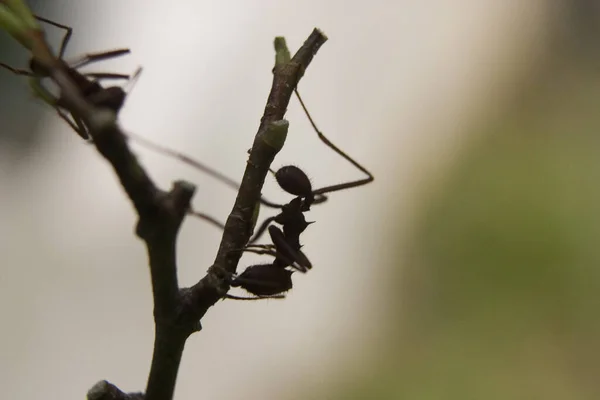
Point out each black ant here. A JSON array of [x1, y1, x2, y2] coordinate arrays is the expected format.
[[151, 89, 373, 300], [0, 15, 139, 140]]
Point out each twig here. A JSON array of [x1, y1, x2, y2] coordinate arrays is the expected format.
[[78, 29, 325, 400], [2, 7, 327, 396], [184, 28, 328, 322], [49, 52, 198, 400]]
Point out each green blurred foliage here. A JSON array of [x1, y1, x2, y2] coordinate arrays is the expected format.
[[0, 0, 62, 153], [333, 54, 600, 400]]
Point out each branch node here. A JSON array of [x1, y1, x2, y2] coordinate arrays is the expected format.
[[87, 380, 142, 400], [169, 180, 196, 218], [274, 36, 291, 66], [258, 119, 289, 152]]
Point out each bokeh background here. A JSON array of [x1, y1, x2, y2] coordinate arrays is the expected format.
[[1, 1, 599, 399]]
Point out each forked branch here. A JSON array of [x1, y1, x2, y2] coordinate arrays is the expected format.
[[0, 4, 326, 397], [49, 28, 326, 400]]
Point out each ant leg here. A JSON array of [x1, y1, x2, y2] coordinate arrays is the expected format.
[[68, 49, 131, 70], [124, 132, 284, 209], [188, 208, 225, 230], [240, 246, 277, 258], [244, 244, 276, 252], [191, 213, 305, 271], [294, 89, 374, 196], [127, 132, 244, 191], [0, 63, 33, 76], [224, 294, 285, 301], [248, 215, 277, 244], [268, 226, 312, 271], [83, 72, 130, 80], [34, 15, 72, 59], [56, 108, 90, 140], [134, 88, 373, 212], [241, 245, 308, 273], [122, 66, 143, 94]]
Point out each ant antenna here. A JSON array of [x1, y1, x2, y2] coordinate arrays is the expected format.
[[83, 66, 142, 114], [33, 15, 130, 69], [126, 132, 245, 192], [122, 66, 143, 94], [187, 208, 225, 230], [224, 293, 285, 301], [0, 63, 33, 76], [68, 49, 131, 70]]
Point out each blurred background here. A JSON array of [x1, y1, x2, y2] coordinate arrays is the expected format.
[[1, 1, 599, 399]]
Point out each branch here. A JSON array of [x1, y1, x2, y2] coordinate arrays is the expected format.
[[50, 64, 197, 400], [184, 28, 327, 320], [10, 13, 325, 397], [76, 29, 326, 400]]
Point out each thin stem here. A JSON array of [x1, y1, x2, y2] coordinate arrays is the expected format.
[[145, 327, 188, 400], [185, 28, 328, 322]]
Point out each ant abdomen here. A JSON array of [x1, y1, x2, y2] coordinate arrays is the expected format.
[[275, 165, 312, 197], [232, 264, 293, 296]]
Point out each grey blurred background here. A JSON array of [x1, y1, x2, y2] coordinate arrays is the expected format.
[[1, 1, 599, 399]]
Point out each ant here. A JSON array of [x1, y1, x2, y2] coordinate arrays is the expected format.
[[226, 193, 314, 300], [131, 89, 373, 300], [0, 15, 139, 140]]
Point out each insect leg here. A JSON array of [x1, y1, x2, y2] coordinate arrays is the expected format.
[[34, 15, 72, 59], [294, 89, 374, 196]]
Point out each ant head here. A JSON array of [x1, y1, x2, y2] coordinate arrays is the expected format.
[[86, 67, 143, 113], [275, 165, 312, 197], [87, 87, 126, 112]]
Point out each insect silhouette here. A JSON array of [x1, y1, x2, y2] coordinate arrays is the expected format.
[[0, 15, 138, 140], [130, 89, 374, 300], [1, 14, 372, 299]]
